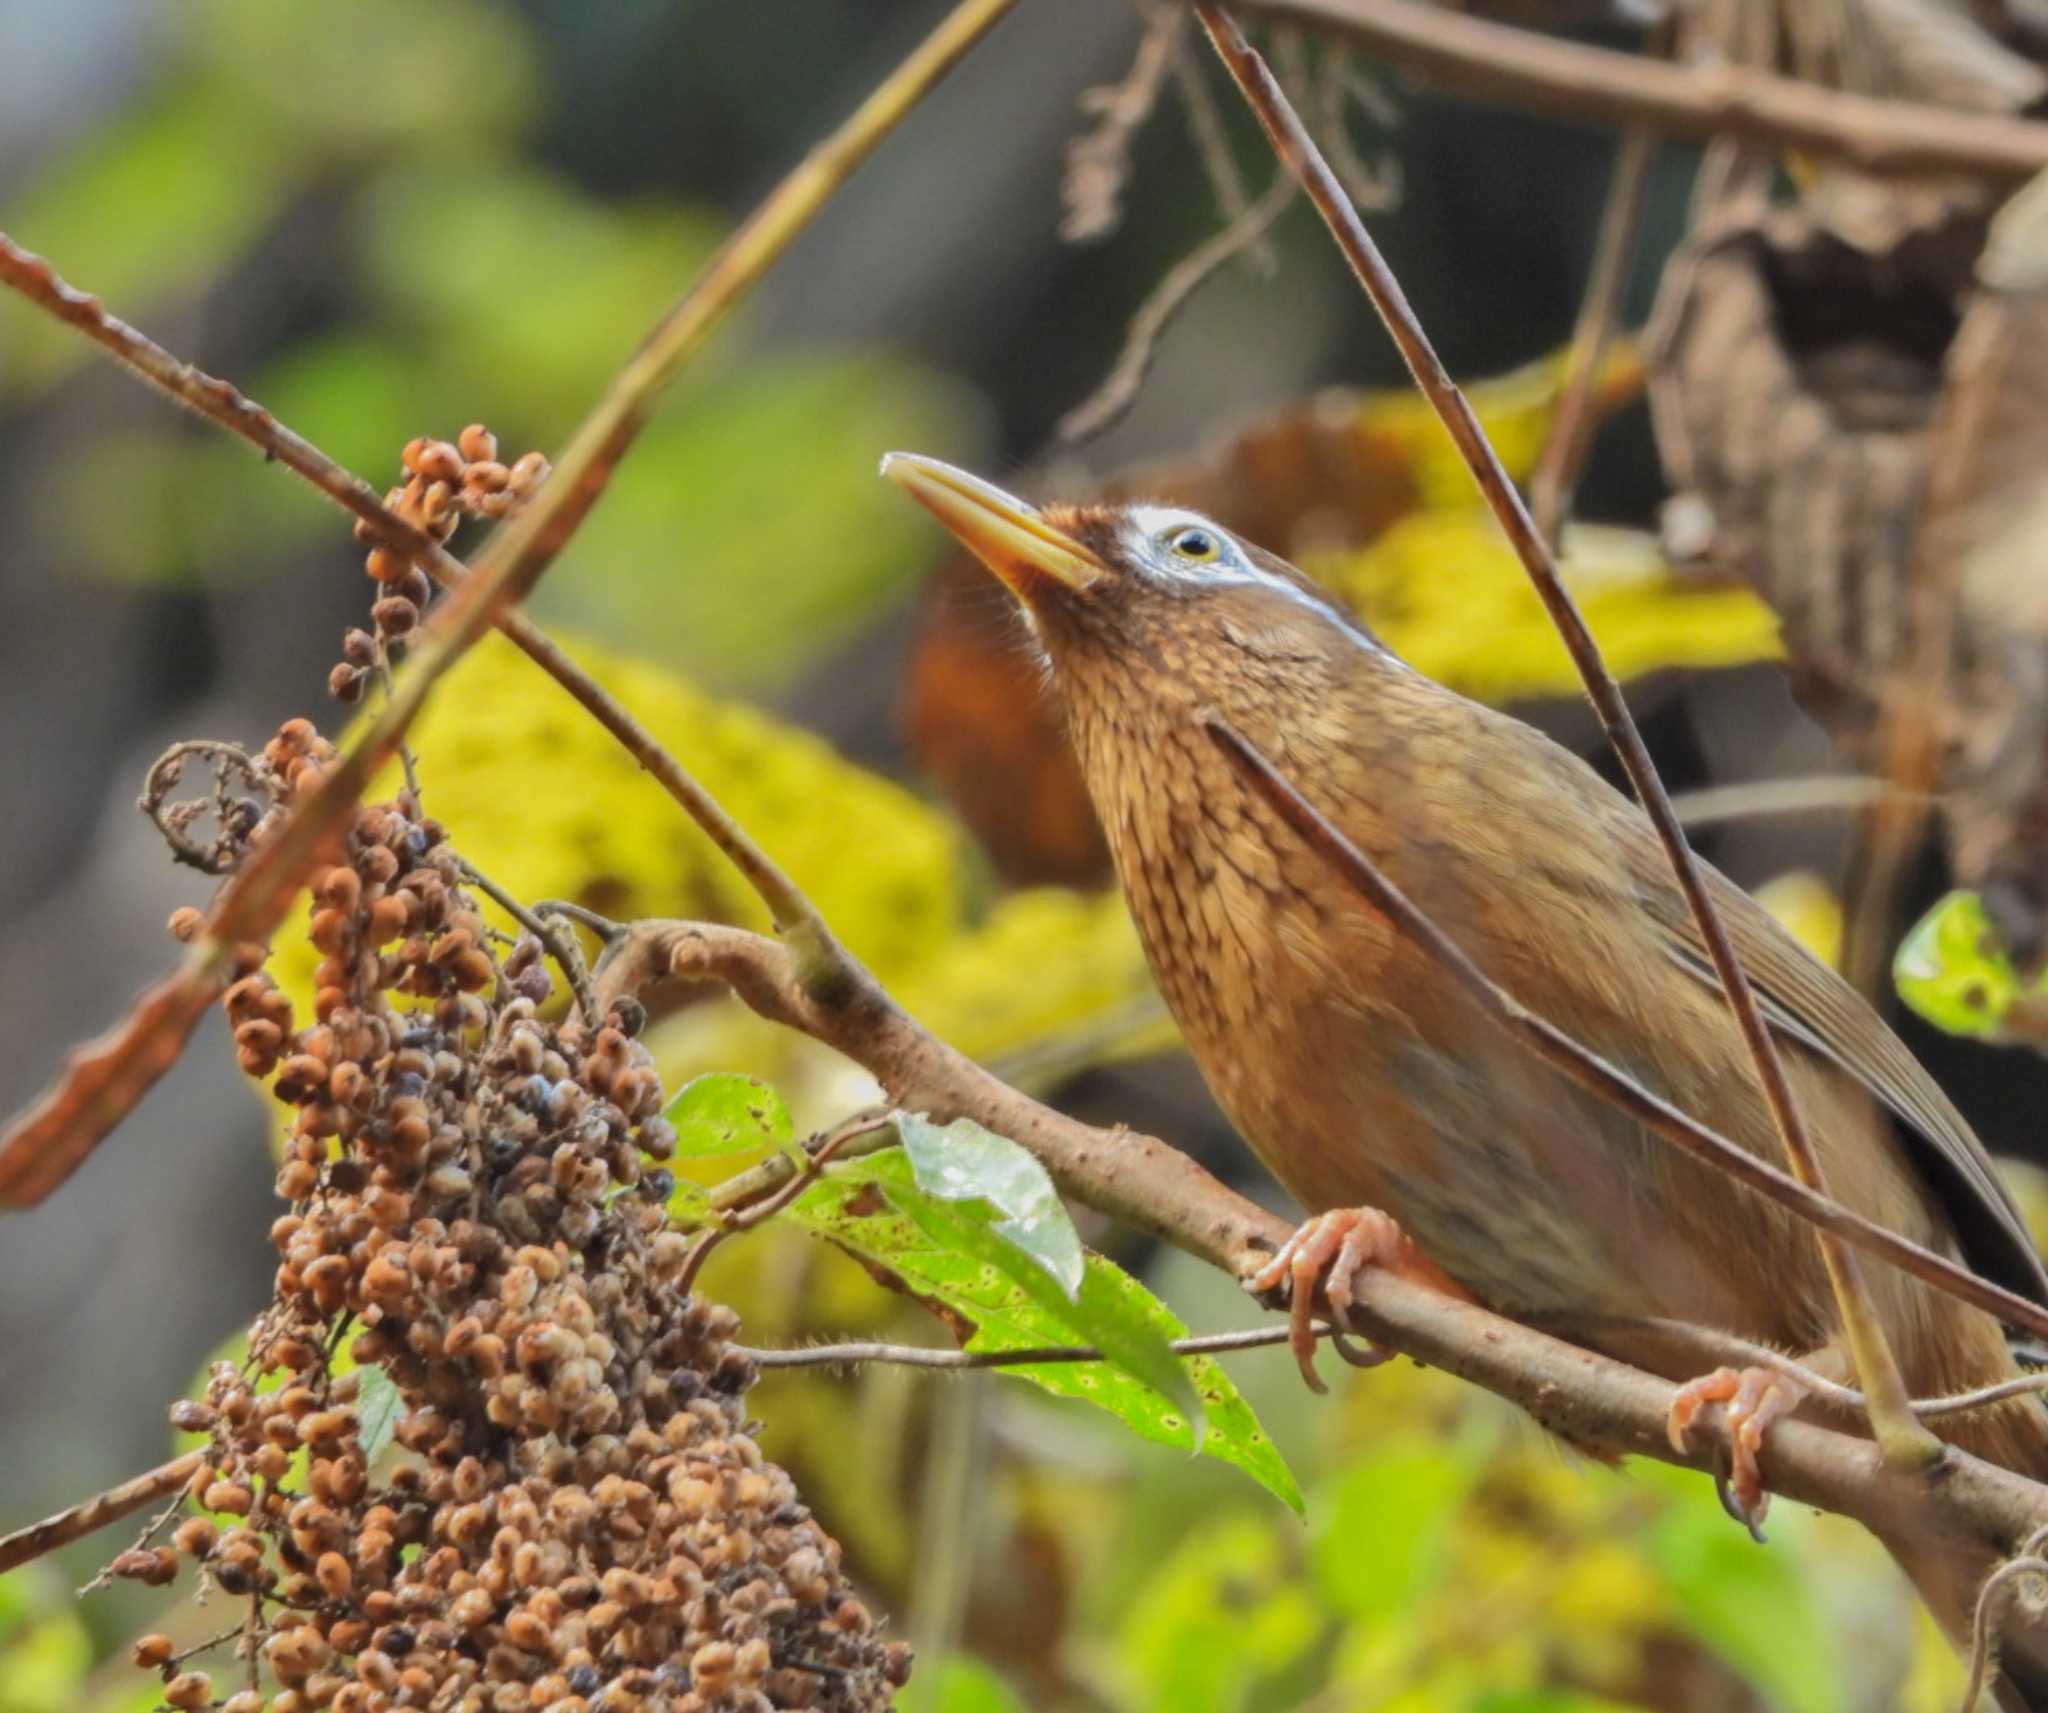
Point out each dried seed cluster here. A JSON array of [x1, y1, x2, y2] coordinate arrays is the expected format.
[[331, 423, 550, 707], [127, 724, 907, 1711]]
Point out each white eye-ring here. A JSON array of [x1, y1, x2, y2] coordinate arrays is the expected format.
[[1163, 524, 1221, 562]]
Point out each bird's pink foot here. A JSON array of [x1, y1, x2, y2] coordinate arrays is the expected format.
[[1667, 1364, 1806, 1539], [1245, 1207, 1433, 1394]]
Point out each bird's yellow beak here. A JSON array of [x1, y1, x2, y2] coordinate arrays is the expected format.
[[880, 452, 1105, 597]]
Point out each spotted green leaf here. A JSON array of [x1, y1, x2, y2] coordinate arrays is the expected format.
[[662, 1072, 795, 1158], [1895, 890, 2048, 1042]]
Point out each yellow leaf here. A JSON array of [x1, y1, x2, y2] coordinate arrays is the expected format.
[[1306, 514, 1782, 707], [1754, 871, 1845, 971]]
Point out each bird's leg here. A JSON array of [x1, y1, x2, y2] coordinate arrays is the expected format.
[[1244, 1207, 1465, 1394], [1667, 1350, 1841, 1540]]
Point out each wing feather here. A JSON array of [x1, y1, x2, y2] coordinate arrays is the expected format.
[[1618, 822, 2048, 1312]]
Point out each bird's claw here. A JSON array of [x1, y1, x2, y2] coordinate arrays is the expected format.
[[1244, 1207, 1405, 1394], [1667, 1364, 1804, 1541]]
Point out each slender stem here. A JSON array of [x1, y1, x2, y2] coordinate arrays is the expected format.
[[453, 858, 600, 1026], [1197, 2, 1937, 1469], [0, 233, 796, 977], [740, 1324, 1307, 1369], [485, 0, 1016, 986], [1526, 124, 1656, 549], [1671, 774, 1935, 830], [1231, 0, 2048, 181], [676, 1114, 890, 1296], [1540, 1313, 2048, 1423], [1169, 24, 1275, 273], [1058, 167, 1297, 442], [0, 1451, 204, 1577]]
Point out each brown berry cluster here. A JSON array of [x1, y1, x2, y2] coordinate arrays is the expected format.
[[129, 731, 908, 1713], [331, 424, 550, 707]]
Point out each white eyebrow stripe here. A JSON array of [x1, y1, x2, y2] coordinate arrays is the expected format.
[[1120, 506, 1312, 596]]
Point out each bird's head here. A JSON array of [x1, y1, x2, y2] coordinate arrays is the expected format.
[[880, 452, 1384, 740]]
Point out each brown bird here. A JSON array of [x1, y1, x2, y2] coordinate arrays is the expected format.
[[881, 450, 2048, 1706]]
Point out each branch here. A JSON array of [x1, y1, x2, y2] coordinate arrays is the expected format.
[[1233, 0, 2048, 181], [590, 920, 2048, 1559], [1526, 123, 1656, 548], [0, 1452, 202, 1577], [1197, 0, 1935, 1471]]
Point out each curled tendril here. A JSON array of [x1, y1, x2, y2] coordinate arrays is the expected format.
[[138, 741, 279, 876]]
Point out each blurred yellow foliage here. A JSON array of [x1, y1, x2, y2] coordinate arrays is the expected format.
[[1755, 870, 1846, 971], [1356, 343, 1643, 512], [1309, 515, 1781, 708], [275, 627, 966, 1012]]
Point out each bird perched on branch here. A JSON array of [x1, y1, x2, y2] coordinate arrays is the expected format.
[[882, 450, 2048, 1709]]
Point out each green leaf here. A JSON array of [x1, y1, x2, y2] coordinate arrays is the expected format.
[[863, 1147, 1195, 1430], [662, 1072, 794, 1158], [894, 1113, 1084, 1297], [789, 1148, 1303, 1512], [354, 1364, 404, 1466], [1895, 890, 2047, 1041]]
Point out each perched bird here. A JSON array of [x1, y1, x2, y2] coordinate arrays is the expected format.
[[881, 450, 2048, 1706]]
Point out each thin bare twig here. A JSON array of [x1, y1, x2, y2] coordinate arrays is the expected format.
[[1671, 775, 1936, 830], [739, 1324, 1305, 1370], [455, 861, 599, 1026], [0, 0, 1016, 1206], [1197, 0, 1936, 1470], [0, 230, 785, 974], [168, 1619, 254, 1670], [1058, 167, 1297, 443], [1063, 2, 1184, 242], [1168, 29, 1275, 274], [1527, 124, 1656, 549], [675, 1113, 894, 1298], [1542, 1312, 2048, 1424], [1234, 0, 2048, 181], [138, 741, 269, 875], [0, 1451, 204, 1577]]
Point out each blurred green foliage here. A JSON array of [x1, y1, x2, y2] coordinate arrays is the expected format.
[[1896, 890, 2048, 1044]]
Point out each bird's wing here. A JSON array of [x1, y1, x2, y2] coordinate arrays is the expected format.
[[1617, 821, 2048, 1312]]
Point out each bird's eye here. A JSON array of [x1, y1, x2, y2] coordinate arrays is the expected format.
[[1165, 525, 1220, 562]]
